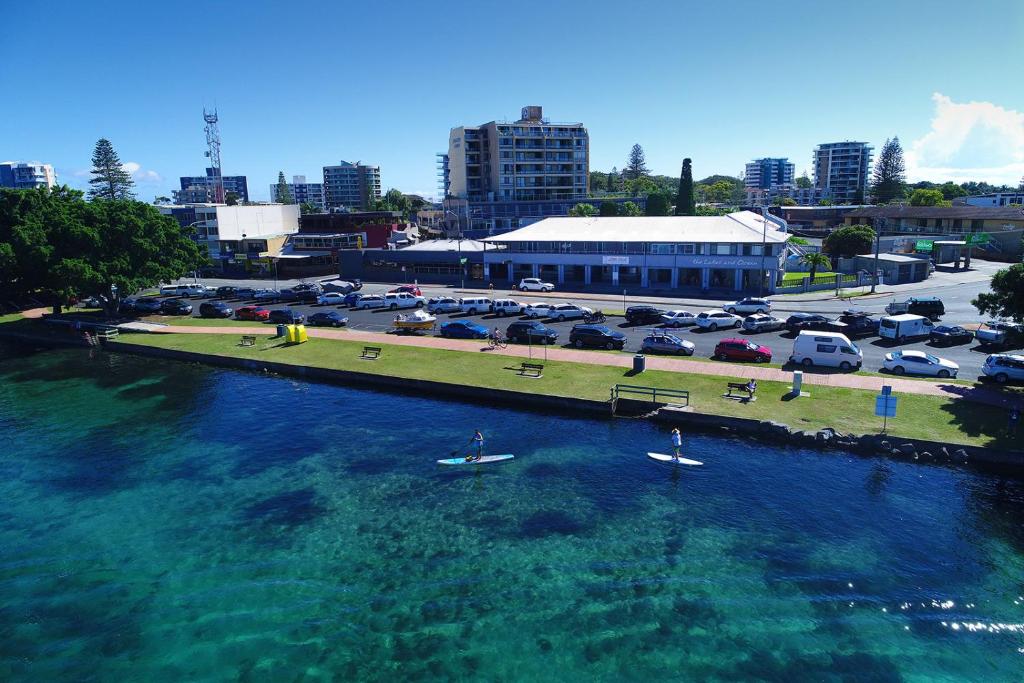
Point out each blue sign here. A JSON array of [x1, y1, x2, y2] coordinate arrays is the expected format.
[[875, 394, 898, 418]]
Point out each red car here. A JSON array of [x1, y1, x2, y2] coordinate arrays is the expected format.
[[713, 338, 772, 363], [389, 285, 422, 296], [235, 305, 270, 321]]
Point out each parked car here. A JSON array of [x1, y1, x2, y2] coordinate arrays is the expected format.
[[308, 311, 349, 327], [317, 292, 348, 306], [742, 313, 786, 333], [982, 354, 1024, 384], [320, 280, 356, 294], [133, 298, 164, 314], [523, 302, 553, 319], [789, 331, 862, 370], [118, 299, 138, 314], [254, 289, 280, 302], [885, 297, 945, 320], [342, 292, 363, 307], [827, 311, 879, 338], [160, 298, 193, 315], [883, 350, 958, 378], [389, 285, 422, 297], [427, 297, 461, 314], [235, 287, 256, 300], [641, 332, 695, 356], [268, 308, 305, 324], [660, 310, 698, 327], [506, 320, 558, 345], [785, 313, 834, 334], [439, 320, 489, 339], [569, 324, 626, 350], [975, 321, 1024, 349], [235, 305, 270, 321], [724, 298, 771, 315], [879, 314, 934, 343], [551, 303, 593, 322], [293, 282, 323, 294], [492, 299, 523, 316], [216, 286, 238, 298], [357, 295, 386, 310], [159, 285, 186, 296], [288, 288, 321, 303], [713, 338, 772, 362], [199, 301, 233, 318], [79, 296, 103, 308], [459, 297, 493, 315], [930, 325, 973, 346], [515, 277, 554, 292], [695, 310, 742, 331], [625, 306, 666, 325]]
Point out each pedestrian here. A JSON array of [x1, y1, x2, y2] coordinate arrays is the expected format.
[[671, 428, 683, 460], [1008, 405, 1021, 435], [465, 429, 484, 462], [488, 282, 494, 296]]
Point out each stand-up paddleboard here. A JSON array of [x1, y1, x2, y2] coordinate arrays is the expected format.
[[437, 454, 515, 466], [647, 452, 703, 466]]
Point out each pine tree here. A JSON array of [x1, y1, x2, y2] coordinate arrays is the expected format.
[[675, 159, 695, 216], [275, 171, 294, 204], [871, 137, 906, 204], [607, 167, 617, 192], [625, 144, 649, 180], [88, 138, 135, 201]]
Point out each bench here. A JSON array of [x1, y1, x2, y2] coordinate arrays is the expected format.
[[239, 335, 257, 347], [518, 362, 544, 378], [726, 381, 756, 399], [361, 346, 382, 360]]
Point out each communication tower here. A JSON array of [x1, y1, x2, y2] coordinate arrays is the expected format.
[[203, 108, 225, 203]]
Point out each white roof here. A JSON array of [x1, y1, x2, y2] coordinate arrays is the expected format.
[[855, 253, 926, 263], [400, 238, 495, 252], [483, 211, 789, 244]]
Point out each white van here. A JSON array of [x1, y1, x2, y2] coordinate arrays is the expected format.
[[879, 314, 933, 343], [789, 331, 863, 370], [459, 297, 493, 315]]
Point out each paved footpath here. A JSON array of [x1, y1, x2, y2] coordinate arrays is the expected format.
[[153, 324, 1015, 406]]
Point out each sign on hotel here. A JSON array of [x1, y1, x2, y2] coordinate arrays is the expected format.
[[601, 256, 630, 265]]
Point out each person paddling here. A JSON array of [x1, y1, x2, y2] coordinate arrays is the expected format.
[[466, 429, 484, 461], [671, 428, 683, 461]]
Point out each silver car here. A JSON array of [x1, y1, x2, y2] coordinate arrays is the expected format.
[[640, 333, 695, 356], [427, 297, 461, 314], [358, 295, 386, 309], [742, 313, 786, 333]]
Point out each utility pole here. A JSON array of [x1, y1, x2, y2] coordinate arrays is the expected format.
[[870, 226, 881, 293], [759, 207, 769, 297]]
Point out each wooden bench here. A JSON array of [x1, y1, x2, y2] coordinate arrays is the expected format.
[[726, 381, 755, 399], [361, 346, 382, 360], [518, 362, 544, 378], [239, 335, 256, 347]]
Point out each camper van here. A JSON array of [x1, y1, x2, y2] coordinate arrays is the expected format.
[[878, 314, 934, 343], [789, 331, 863, 370]]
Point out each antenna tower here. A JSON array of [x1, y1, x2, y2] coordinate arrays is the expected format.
[[203, 108, 225, 203]]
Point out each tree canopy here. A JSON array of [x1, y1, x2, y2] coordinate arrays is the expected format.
[[795, 173, 813, 189], [909, 188, 950, 206], [275, 172, 293, 204], [0, 187, 207, 313], [645, 192, 671, 216], [871, 137, 906, 204], [568, 202, 597, 217], [822, 224, 876, 258], [624, 144, 650, 180], [88, 138, 135, 201], [973, 264, 1024, 322], [599, 201, 619, 217], [621, 201, 642, 216], [675, 159, 695, 216], [800, 252, 832, 280]]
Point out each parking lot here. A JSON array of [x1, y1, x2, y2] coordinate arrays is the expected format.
[[127, 286, 1015, 382]]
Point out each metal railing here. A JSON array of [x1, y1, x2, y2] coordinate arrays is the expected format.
[[610, 384, 690, 407]]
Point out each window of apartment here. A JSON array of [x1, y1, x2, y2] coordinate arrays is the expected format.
[[650, 243, 676, 255], [679, 243, 696, 255], [745, 244, 764, 256], [714, 243, 734, 255]]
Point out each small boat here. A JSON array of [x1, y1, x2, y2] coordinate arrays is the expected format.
[[393, 309, 437, 332]]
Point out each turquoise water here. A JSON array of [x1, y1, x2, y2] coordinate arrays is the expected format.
[[1, 344, 1023, 681]]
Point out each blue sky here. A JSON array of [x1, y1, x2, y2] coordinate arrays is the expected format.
[[3, 0, 1023, 201]]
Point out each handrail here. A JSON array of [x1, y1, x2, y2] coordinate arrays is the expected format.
[[610, 384, 689, 406]]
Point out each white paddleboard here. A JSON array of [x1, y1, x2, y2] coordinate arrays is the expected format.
[[647, 452, 703, 466], [437, 454, 515, 466]]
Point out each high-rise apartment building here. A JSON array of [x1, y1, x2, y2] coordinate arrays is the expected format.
[[269, 175, 325, 210], [175, 168, 249, 204], [0, 161, 57, 189], [445, 105, 589, 232], [812, 142, 872, 204], [322, 161, 381, 210], [744, 158, 794, 190]]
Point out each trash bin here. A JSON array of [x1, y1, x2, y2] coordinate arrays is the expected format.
[[276, 324, 288, 338], [296, 324, 308, 343], [633, 353, 646, 373], [286, 324, 298, 343]]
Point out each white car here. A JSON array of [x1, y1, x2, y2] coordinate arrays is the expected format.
[[660, 310, 697, 327], [883, 350, 959, 378], [384, 292, 425, 310], [523, 302, 553, 319], [358, 295, 386, 309], [317, 292, 347, 305], [695, 309, 742, 331], [723, 298, 771, 315], [492, 299, 523, 316], [516, 277, 554, 292], [550, 303, 593, 322], [427, 297, 461, 314], [742, 313, 786, 333]]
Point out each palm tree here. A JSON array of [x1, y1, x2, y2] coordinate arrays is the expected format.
[[800, 252, 832, 281]]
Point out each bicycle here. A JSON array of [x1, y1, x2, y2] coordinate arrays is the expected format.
[[488, 335, 508, 350]]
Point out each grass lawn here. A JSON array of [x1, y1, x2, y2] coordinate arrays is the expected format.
[[0, 312, 24, 324], [118, 332, 1015, 449], [781, 271, 842, 284]]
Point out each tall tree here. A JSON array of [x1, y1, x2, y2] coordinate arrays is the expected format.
[[644, 192, 670, 216], [795, 172, 812, 189], [275, 172, 293, 204], [88, 138, 135, 201], [973, 264, 1024, 322], [871, 137, 906, 204], [607, 167, 617, 192], [800, 252, 832, 280], [624, 144, 649, 180], [909, 188, 948, 206], [675, 159, 695, 216], [822, 224, 876, 258]]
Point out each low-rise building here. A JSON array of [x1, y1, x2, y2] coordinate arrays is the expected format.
[[0, 161, 57, 189], [767, 205, 868, 232], [842, 205, 1024, 235], [961, 191, 1024, 207], [482, 211, 788, 294], [745, 186, 832, 207]]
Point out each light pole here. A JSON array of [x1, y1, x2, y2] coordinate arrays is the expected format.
[[870, 227, 881, 293], [758, 208, 769, 297]]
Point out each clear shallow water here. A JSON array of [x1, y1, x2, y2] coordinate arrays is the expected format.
[[1, 344, 1023, 682]]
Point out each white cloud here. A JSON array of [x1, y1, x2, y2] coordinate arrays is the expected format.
[[121, 161, 162, 184], [906, 93, 1024, 185]]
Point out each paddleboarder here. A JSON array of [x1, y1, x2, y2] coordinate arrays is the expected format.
[[671, 428, 683, 460], [466, 429, 484, 462]]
